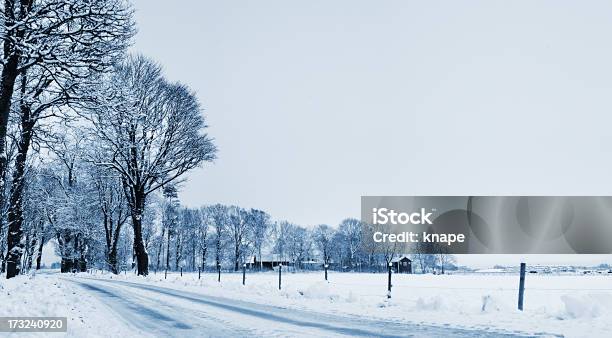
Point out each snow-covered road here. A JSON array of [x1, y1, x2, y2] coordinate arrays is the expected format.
[[65, 276, 544, 337]]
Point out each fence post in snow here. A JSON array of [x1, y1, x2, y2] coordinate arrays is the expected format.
[[278, 263, 282, 290], [518, 262, 526, 311], [180, 267, 183, 277], [324, 264, 329, 281], [198, 267, 201, 280], [387, 262, 392, 299], [242, 263, 246, 286]]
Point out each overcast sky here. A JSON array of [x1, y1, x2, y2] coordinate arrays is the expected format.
[[130, 1, 612, 267]]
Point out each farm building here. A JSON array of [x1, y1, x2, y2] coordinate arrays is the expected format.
[[391, 256, 413, 274], [248, 254, 290, 270]]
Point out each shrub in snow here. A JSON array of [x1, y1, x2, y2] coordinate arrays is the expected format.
[[480, 294, 510, 313], [298, 281, 340, 301], [416, 296, 446, 311], [345, 290, 359, 303], [560, 294, 612, 319]]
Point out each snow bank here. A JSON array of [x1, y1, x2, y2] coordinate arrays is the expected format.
[[0, 271, 138, 337]]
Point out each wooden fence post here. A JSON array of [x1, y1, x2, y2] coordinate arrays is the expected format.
[[387, 262, 392, 299], [278, 263, 282, 290], [242, 263, 246, 286], [324, 264, 329, 281], [518, 262, 526, 311]]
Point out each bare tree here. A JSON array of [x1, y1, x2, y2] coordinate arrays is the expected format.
[[338, 218, 362, 269], [197, 207, 210, 271], [161, 185, 179, 274], [87, 56, 216, 275], [247, 209, 270, 271], [90, 165, 128, 274], [207, 204, 228, 275], [313, 224, 334, 266], [228, 206, 249, 271], [273, 221, 295, 263], [0, 0, 134, 206]]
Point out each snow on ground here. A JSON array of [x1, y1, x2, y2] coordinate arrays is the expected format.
[[2, 269, 611, 337], [75, 269, 612, 337], [0, 271, 134, 337]]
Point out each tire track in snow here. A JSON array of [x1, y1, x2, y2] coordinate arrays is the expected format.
[[73, 277, 550, 338]]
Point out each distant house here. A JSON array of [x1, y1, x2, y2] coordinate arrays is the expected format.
[[391, 256, 412, 274], [248, 254, 290, 270]]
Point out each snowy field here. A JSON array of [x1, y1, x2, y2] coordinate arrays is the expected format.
[[1, 270, 611, 337]]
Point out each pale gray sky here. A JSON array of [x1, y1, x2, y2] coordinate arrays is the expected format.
[[131, 1, 612, 267]]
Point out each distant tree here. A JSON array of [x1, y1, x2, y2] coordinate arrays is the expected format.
[[178, 208, 199, 271], [273, 221, 295, 262], [412, 240, 437, 273], [197, 207, 210, 270], [434, 243, 456, 274], [288, 226, 311, 269], [247, 209, 271, 271], [161, 185, 179, 274], [90, 165, 128, 274], [313, 224, 334, 266], [338, 218, 363, 269], [207, 204, 229, 273], [45, 132, 95, 274], [227, 206, 249, 271]]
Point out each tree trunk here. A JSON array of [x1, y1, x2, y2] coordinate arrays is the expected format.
[[59, 233, 73, 273], [78, 238, 87, 272], [258, 246, 263, 271], [234, 244, 239, 271], [5, 103, 34, 278], [126, 185, 148, 276], [191, 240, 195, 271], [108, 245, 119, 274], [35, 237, 44, 270], [132, 212, 148, 275], [156, 227, 164, 271], [0, 53, 20, 194], [0, 0, 30, 188], [72, 234, 79, 272], [165, 229, 170, 273], [174, 233, 181, 270], [201, 246, 207, 271], [0, 224, 5, 273]]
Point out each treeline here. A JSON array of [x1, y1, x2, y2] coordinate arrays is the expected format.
[[102, 195, 456, 275], [0, 0, 217, 279]]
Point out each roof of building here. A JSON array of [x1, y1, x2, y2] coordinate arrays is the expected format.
[[391, 255, 412, 263]]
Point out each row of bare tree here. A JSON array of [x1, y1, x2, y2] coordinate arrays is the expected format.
[[0, 0, 217, 279]]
